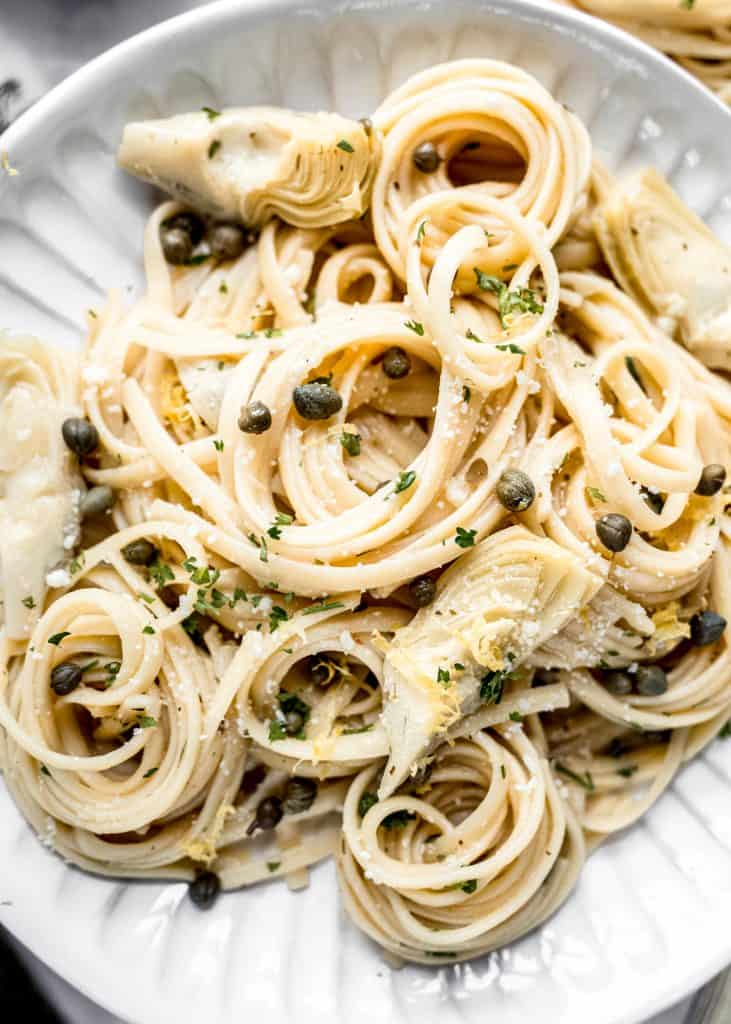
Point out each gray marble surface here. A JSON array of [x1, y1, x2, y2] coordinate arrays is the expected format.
[[0, 1, 706, 1021]]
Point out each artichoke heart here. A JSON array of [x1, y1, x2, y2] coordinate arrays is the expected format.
[[118, 107, 379, 229], [594, 168, 731, 369], [0, 334, 82, 638], [378, 526, 602, 796]]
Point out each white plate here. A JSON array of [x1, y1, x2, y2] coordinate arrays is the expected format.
[[2, 2, 731, 1022]]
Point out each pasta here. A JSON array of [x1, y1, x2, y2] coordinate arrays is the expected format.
[[561, 0, 731, 104], [1, 56, 730, 965]]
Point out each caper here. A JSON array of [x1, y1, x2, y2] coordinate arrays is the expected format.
[[189, 870, 220, 909], [292, 382, 343, 420], [283, 776, 317, 814], [409, 576, 436, 608], [80, 485, 115, 520], [602, 670, 633, 697], [412, 141, 441, 173], [496, 468, 535, 512], [382, 346, 411, 380], [62, 417, 99, 458], [167, 211, 204, 245], [160, 226, 193, 265], [209, 222, 246, 260], [51, 661, 82, 696], [121, 538, 158, 566], [641, 487, 665, 515], [247, 795, 283, 835], [238, 400, 272, 434], [695, 464, 727, 497], [635, 664, 668, 697], [284, 710, 305, 736], [309, 656, 336, 686], [359, 117, 373, 136], [595, 513, 632, 553], [690, 610, 727, 647]]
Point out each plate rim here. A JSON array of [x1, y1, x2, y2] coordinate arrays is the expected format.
[[2, 2, 731, 1022]]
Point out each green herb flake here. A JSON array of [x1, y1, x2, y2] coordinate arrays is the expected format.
[[455, 526, 477, 548], [555, 762, 595, 792], [496, 343, 525, 355], [142, 625, 155, 635], [509, 711, 523, 722], [460, 879, 477, 894], [416, 220, 427, 244], [462, 385, 471, 404], [143, 767, 158, 778], [395, 470, 416, 494], [358, 791, 378, 817], [466, 328, 484, 344], [340, 431, 361, 456], [303, 600, 345, 615], [337, 139, 355, 153], [48, 632, 70, 646], [381, 810, 416, 831], [616, 765, 638, 778], [268, 719, 287, 741], [202, 106, 221, 120], [22, 596, 36, 609], [480, 669, 506, 704], [138, 715, 157, 729], [436, 667, 451, 686], [267, 861, 281, 873], [586, 486, 607, 503], [268, 606, 289, 632], [473, 268, 543, 327], [404, 319, 425, 336], [208, 139, 221, 159], [148, 560, 174, 588]]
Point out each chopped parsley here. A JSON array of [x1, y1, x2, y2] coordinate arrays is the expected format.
[[616, 765, 638, 778], [303, 600, 345, 615], [148, 560, 174, 588], [555, 762, 595, 792], [48, 632, 70, 646], [459, 879, 477, 894], [586, 486, 607, 503], [268, 606, 289, 632], [264, 327, 282, 338], [455, 526, 477, 548], [473, 268, 543, 327], [340, 431, 361, 456], [509, 711, 523, 722], [342, 723, 374, 735], [466, 328, 484, 344], [22, 595, 36, 609], [462, 385, 471, 403], [202, 106, 221, 120], [336, 139, 355, 153], [267, 861, 281, 872], [213, 439, 224, 452], [358, 791, 378, 817], [416, 220, 427, 244], [381, 810, 416, 830], [436, 667, 451, 686], [143, 767, 158, 778], [395, 470, 416, 494], [138, 715, 157, 729], [496, 343, 525, 355], [404, 319, 424, 336], [142, 625, 155, 635], [480, 669, 506, 704], [208, 140, 221, 159]]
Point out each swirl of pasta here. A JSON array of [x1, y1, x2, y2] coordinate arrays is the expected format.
[[371, 59, 591, 281], [337, 722, 584, 962]]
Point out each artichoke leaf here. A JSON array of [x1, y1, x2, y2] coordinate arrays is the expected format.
[[378, 526, 603, 796], [118, 107, 379, 229], [594, 168, 731, 370]]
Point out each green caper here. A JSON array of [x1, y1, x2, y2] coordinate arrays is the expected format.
[[121, 538, 158, 566], [293, 382, 342, 420], [602, 670, 633, 696], [690, 610, 727, 647], [51, 661, 82, 696], [595, 513, 632, 553], [209, 222, 246, 260], [283, 710, 305, 736], [167, 211, 204, 245], [238, 401, 272, 434], [160, 226, 194, 265], [382, 346, 411, 380], [189, 870, 220, 909], [80, 485, 115, 520], [496, 468, 535, 512], [635, 664, 668, 697], [409, 576, 436, 608], [695, 464, 727, 497], [247, 795, 283, 835], [62, 417, 99, 458], [412, 141, 441, 173], [283, 776, 318, 814]]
